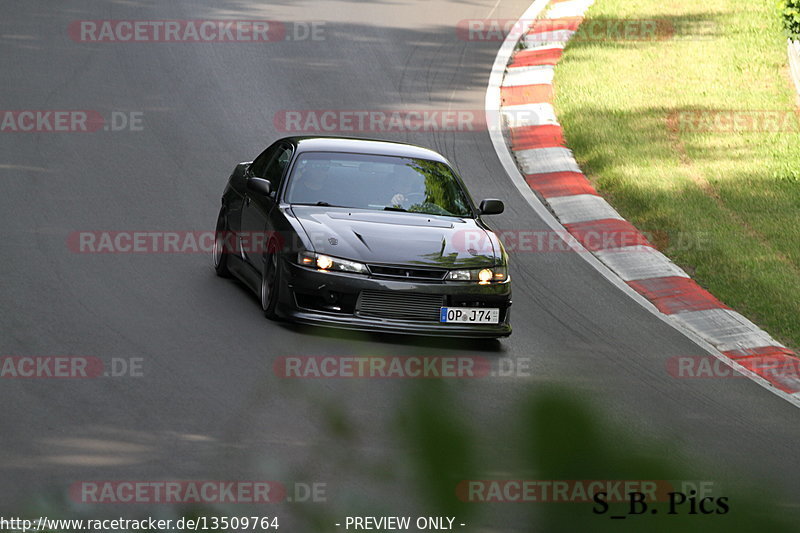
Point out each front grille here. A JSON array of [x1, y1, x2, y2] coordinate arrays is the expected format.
[[368, 265, 446, 281], [356, 290, 445, 322]]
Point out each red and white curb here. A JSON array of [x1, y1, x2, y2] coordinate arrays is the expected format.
[[486, 0, 800, 401]]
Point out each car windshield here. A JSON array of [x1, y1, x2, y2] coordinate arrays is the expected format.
[[284, 152, 474, 217]]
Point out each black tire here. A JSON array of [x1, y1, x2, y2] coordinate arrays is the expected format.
[[260, 242, 281, 319], [213, 209, 232, 278]]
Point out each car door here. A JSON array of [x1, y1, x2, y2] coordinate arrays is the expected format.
[[240, 143, 294, 273]]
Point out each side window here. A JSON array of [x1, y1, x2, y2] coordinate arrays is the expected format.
[[263, 145, 293, 193], [250, 143, 280, 178]]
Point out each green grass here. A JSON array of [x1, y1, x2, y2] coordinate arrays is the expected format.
[[553, 0, 800, 349]]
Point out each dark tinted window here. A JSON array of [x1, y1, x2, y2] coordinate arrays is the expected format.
[[250, 143, 280, 178], [263, 145, 293, 190], [285, 152, 474, 218]]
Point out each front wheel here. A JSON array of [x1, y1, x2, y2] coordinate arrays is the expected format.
[[260, 248, 281, 319], [213, 209, 232, 278]]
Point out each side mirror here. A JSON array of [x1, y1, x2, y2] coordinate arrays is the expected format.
[[247, 177, 272, 197], [479, 199, 504, 215]]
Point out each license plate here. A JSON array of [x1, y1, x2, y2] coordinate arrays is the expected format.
[[440, 307, 500, 324]]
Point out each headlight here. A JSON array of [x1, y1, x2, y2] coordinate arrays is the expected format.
[[446, 266, 508, 284], [297, 252, 369, 275]]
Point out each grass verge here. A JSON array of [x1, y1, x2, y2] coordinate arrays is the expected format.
[[554, 0, 800, 349]]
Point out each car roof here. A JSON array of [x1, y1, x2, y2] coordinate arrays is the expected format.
[[282, 136, 450, 164]]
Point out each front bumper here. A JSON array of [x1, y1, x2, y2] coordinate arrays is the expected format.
[[275, 260, 512, 338]]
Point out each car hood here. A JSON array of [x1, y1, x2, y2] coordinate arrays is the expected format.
[[290, 206, 497, 268]]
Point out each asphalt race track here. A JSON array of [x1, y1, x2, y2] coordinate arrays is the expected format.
[[1, 0, 799, 530]]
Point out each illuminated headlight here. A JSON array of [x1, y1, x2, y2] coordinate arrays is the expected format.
[[446, 266, 509, 284], [297, 252, 369, 274]]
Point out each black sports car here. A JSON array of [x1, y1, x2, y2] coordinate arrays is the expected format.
[[213, 136, 511, 337]]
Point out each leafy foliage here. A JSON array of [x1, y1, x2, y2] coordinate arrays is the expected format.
[[779, 0, 800, 39]]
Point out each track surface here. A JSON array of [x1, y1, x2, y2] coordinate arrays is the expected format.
[[1, 0, 799, 529]]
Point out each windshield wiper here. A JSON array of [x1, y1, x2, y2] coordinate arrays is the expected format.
[[383, 206, 408, 212], [294, 201, 347, 208]]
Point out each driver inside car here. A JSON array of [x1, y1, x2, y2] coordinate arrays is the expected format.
[[389, 167, 425, 208]]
